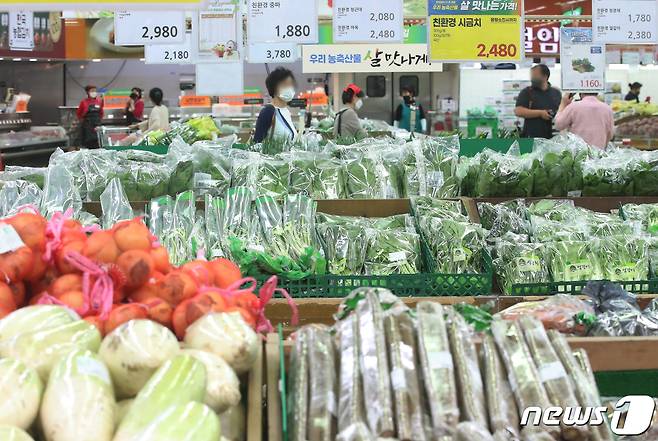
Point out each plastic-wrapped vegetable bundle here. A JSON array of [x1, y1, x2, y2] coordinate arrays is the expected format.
[[420, 217, 487, 274], [204, 194, 224, 258], [631, 150, 658, 196], [40, 162, 83, 219], [48, 149, 88, 199], [191, 144, 232, 198], [455, 422, 495, 441], [527, 199, 578, 222], [384, 312, 427, 441], [597, 236, 649, 282], [417, 302, 458, 438], [583, 212, 640, 238], [232, 153, 290, 198], [530, 216, 589, 243], [80, 149, 118, 201], [548, 241, 604, 284], [548, 331, 614, 441], [364, 229, 420, 275], [100, 177, 134, 230], [582, 152, 635, 196], [621, 203, 658, 233], [317, 223, 367, 275], [117, 161, 170, 202], [0, 180, 42, 217], [447, 309, 487, 429], [474, 147, 533, 197], [0, 165, 46, 188], [158, 191, 196, 266], [519, 316, 588, 441], [336, 316, 365, 435], [288, 153, 343, 199], [478, 199, 530, 240], [529, 140, 587, 197], [412, 196, 465, 220], [481, 335, 520, 440], [391, 141, 426, 198], [342, 156, 387, 199], [286, 329, 316, 441], [493, 241, 550, 294], [422, 135, 460, 198], [356, 290, 394, 437], [306, 325, 337, 441], [491, 320, 556, 438]]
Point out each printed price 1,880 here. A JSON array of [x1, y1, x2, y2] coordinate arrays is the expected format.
[[141, 25, 179, 40], [275, 24, 311, 39], [476, 43, 518, 58]]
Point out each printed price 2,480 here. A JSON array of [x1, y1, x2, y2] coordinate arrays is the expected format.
[[275, 24, 311, 39], [476, 43, 517, 58], [164, 50, 189, 61], [141, 25, 178, 40], [370, 29, 396, 39]]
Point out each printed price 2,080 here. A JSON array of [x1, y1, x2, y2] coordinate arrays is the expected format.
[[141, 25, 178, 40], [476, 43, 517, 58], [369, 12, 395, 22], [275, 24, 311, 39]]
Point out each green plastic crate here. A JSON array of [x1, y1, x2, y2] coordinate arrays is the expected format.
[[509, 279, 658, 296], [105, 144, 169, 155]]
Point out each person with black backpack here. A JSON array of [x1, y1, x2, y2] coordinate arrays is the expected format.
[[333, 83, 367, 141], [514, 64, 561, 139]]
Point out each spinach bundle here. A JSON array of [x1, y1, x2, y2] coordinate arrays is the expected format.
[[419, 217, 487, 274], [493, 241, 550, 294], [473, 148, 533, 197], [364, 229, 421, 275], [597, 236, 649, 282], [548, 241, 603, 284]]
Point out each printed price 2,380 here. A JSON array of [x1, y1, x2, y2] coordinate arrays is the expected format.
[[164, 50, 189, 61], [275, 24, 311, 39], [267, 49, 293, 59], [476, 43, 517, 58], [141, 25, 179, 40], [627, 30, 652, 40]]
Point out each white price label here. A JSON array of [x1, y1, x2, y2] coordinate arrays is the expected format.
[[145, 32, 194, 64], [593, 0, 657, 44], [114, 11, 185, 46], [248, 0, 318, 44], [560, 28, 606, 92], [9, 12, 34, 51], [248, 42, 299, 63], [196, 62, 244, 96], [333, 0, 403, 43]]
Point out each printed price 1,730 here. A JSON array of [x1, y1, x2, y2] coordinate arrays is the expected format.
[[141, 25, 179, 40], [267, 49, 293, 59], [275, 24, 311, 40]]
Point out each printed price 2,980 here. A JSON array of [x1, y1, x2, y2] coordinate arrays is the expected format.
[[164, 50, 189, 61], [369, 12, 395, 22], [476, 43, 517, 58], [141, 25, 179, 40], [275, 24, 311, 39], [267, 49, 293, 59], [628, 30, 652, 40]]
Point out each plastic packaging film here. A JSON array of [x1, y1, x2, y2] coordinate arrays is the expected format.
[[306, 325, 337, 441], [287, 328, 309, 441], [356, 290, 395, 437], [481, 334, 520, 439], [519, 316, 588, 441], [490, 320, 553, 437], [455, 421, 496, 441], [416, 301, 459, 438], [447, 308, 488, 429], [547, 331, 614, 441], [337, 316, 365, 435], [384, 313, 427, 441]]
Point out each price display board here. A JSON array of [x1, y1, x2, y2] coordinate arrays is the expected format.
[[333, 0, 403, 43], [145, 32, 194, 64], [247, 42, 299, 63], [593, 0, 656, 44], [248, 0, 318, 44], [9, 12, 34, 50], [560, 28, 605, 92], [115, 11, 185, 46], [428, 0, 522, 62]]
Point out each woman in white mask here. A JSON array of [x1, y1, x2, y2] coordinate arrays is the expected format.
[[253, 67, 298, 143], [333, 83, 367, 141]]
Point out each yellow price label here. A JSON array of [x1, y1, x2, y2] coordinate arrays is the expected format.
[[429, 15, 522, 61]]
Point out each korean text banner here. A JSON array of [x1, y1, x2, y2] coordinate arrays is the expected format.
[[302, 44, 443, 73], [0, 0, 205, 11], [428, 0, 523, 62]]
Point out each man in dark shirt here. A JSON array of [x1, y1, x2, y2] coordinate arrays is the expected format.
[[515, 64, 562, 139]]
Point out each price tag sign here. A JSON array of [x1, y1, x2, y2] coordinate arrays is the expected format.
[[145, 35, 194, 64], [428, 0, 523, 62], [333, 0, 403, 43], [115, 11, 185, 46], [197, 3, 242, 64], [593, 0, 657, 44], [9, 12, 34, 50], [248, 42, 300, 63], [248, 0, 318, 44], [560, 28, 605, 92]]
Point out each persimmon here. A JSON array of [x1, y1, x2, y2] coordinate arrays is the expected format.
[[9, 282, 25, 308], [156, 271, 198, 306], [130, 283, 159, 303], [104, 303, 148, 335], [84, 230, 120, 264], [116, 250, 154, 290], [50, 274, 83, 298], [181, 260, 213, 286], [113, 220, 152, 252], [58, 291, 85, 311], [61, 219, 86, 245], [141, 297, 173, 328], [0, 282, 16, 311], [55, 242, 86, 274], [0, 246, 34, 283], [208, 258, 242, 289], [150, 246, 171, 274], [26, 251, 48, 282], [4, 212, 47, 251]]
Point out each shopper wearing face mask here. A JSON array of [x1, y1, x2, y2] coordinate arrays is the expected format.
[[76, 85, 104, 149], [333, 83, 367, 140], [515, 64, 562, 139], [253, 67, 298, 143], [394, 86, 427, 133]]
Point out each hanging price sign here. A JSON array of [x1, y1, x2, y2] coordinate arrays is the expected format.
[[9, 12, 34, 50], [593, 0, 657, 44], [248, 0, 318, 44], [115, 11, 185, 46], [560, 28, 605, 92], [428, 0, 523, 62], [333, 0, 404, 43], [247, 42, 300, 64], [145, 32, 194, 64]]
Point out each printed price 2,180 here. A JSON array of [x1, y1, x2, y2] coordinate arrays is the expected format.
[[141, 25, 179, 40], [275, 24, 311, 40], [164, 50, 189, 61], [476, 43, 518, 58], [267, 49, 293, 60]]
